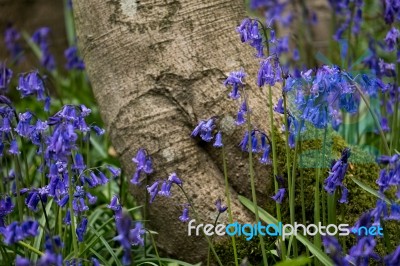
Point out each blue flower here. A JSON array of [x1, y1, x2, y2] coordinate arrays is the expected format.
[[15, 256, 30, 266], [158, 181, 172, 197], [130, 170, 142, 185], [179, 206, 190, 222], [215, 199, 228, 213], [271, 188, 286, 204], [4, 25, 23, 61], [324, 148, 351, 194], [322, 236, 348, 266], [384, 245, 400, 266], [347, 237, 380, 265], [64, 46, 85, 70], [107, 195, 122, 212], [107, 165, 121, 177], [76, 217, 88, 242], [0, 196, 14, 227], [9, 140, 20, 155], [257, 58, 282, 87], [168, 172, 182, 185], [64, 210, 71, 225], [38, 235, 63, 266], [274, 98, 284, 114], [213, 131, 223, 147], [387, 203, 400, 221], [0, 64, 13, 92], [2, 220, 39, 245], [147, 181, 159, 203], [191, 118, 215, 142], [385, 27, 400, 51], [224, 70, 246, 100]]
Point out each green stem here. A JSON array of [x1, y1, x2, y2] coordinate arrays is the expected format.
[[207, 213, 221, 266], [353, 83, 390, 154], [246, 103, 269, 266], [222, 146, 239, 266], [68, 162, 79, 258], [177, 186, 223, 266], [390, 60, 400, 153], [147, 229, 162, 266], [268, 85, 286, 260], [13, 155, 25, 221], [18, 241, 45, 256]]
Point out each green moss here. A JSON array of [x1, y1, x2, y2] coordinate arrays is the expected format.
[[215, 125, 392, 263]]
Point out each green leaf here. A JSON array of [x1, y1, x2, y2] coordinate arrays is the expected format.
[[31, 199, 53, 262], [351, 177, 391, 205], [90, 248, 112, 266], [274, 256, 311, 266], [88, 226, 123, 266], [239, 196, 334, 266]]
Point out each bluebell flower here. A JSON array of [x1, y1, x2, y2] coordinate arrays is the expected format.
[[0, 196, 14, 227], [224, 70, 246, 100], [347, 237, 380, 265], [2, 220, 39, 245], [376, 169, 391, 191], [130, 170, 141, 185], [384, 245, 400, 266], [236, 19, 263, 57], [236, 107, 246, 126], [107, 195, 122, 211], [271, 188, 286, 204], [158, 181, 172, 197], [324, 148, 351, 194], [257, 58, 282, 87], [384, 0, 400, 24], [147, 181, 159, 203], [64, 46, 85, 70], [0, 117, 11, 133], [72, 198, 89, 214], [4, 25, 23, 61], [191, 118, 215, 142], [86, 192, 97, 205], [213, 131, 223, 147], [9, 140, 20, 155], [215, 199, 228, 213], [387, 203, 400, 221], [0, 64, 13, 92], [385, 27, 400, 51], [293, 49, 300, 61], [97, 171, 109, 185], [32, 28, 56, 71], [274, 98, 284, 114], [260, 145, 271, 164], [73, 153, 86, 173], [76, 217, 88, 242], [179, 206, 190, 222], [38, 235, 63, 266], [17, 71, 46, 101], [64, 210, 71, 225], [91, 125, 105, 135], [107, 165, 121, 177], [338, 187, 349, 204], [168, 172, 182, 185], [15, 256, 30, 266], [57, 195, 69, 207], [91, 258, 100, 266], [322, 236, 349, 266]]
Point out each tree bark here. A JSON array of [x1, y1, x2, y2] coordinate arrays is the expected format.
[[72, 0, 326, 262]]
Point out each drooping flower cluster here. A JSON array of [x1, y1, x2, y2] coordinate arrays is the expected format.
[[324, 148, 351, 203], [32, 27, 56, 71], [4, 24, 23, 62], [0, 220, 39, 245], [130, 148, 153, 185], [239, 130, 272, 164], [376, 154, 400, 197], [64, 46, 85, 70], [0, 63, 13, 92]]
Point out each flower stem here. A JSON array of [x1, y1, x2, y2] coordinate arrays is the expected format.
[[222, 146, 239, 266], [268, 85, 286, 260], [246, 102, 269, 266], [68, 162, 79, 258], [177, 185, 223, 266]]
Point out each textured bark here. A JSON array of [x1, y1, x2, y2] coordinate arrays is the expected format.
[[72, 0, 328, 262]]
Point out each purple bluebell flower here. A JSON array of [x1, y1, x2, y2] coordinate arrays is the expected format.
[[9, 140, 20, 155], [338, 187, 349, 204], [4, 24, 23, 61], [384, 0, 400, 24], [191, 118, 216, 142], [385, 27, 400, 51], [0, 196, 14, 227], [64, 46, 85, 70], [107, 165, 121, 177], [260, 145, 271, 164], [64, 210, 71, 225], [179, 206, 190, 222], [57, 195, 69, 207], [32, 28, 56, 71], [130, 170, 141, 185], [271, 188, 286, 204], [215, 199, 228, 213], [73, 153, 86, 173], [0, 117, 11, 133], [158, 181, 172, 197], [347, 237, 380, 265], [168, 172, 182, 185], [97, 171, 109, 185], [257, 58, 282, 87], [274, 98, 284, 114], [213, 131, 223, 147], [91, 125, 105, 135], [86, 192, 97, 205], [2, 220, 39, 245], [387, 204, 400, 220], [236, 19, 264, 57], [324, 148, 351, 194], [239, 131, 249, 151], [15, 256, 30, 266], [76, 217, 88, 242], [107, 195, 121, 211], [91, 258, 100, 266], [224, 70, 246, 100], [236, 107, 246, 126], [17, 71, 46, 101], [384, 245, 400, 266], [0, 64, 13, 92], [72, 198, 89, 214], [38, 235, 63, 266], [322, 236, 349, 266], [147, 181, 159, 203]]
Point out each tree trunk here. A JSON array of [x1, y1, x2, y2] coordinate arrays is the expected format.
[[72, 0, 330, 262]]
